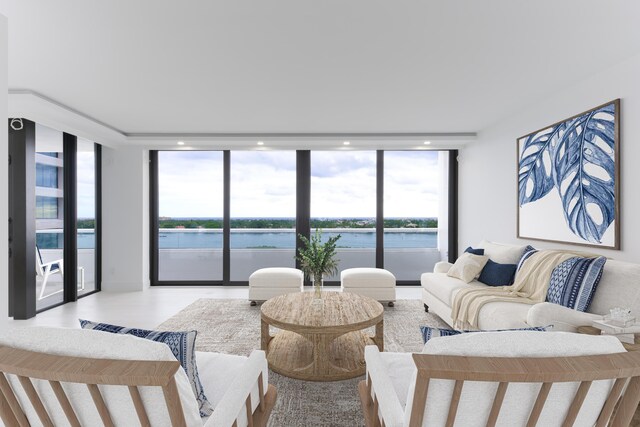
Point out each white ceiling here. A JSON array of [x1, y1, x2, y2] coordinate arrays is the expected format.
[[2, 0, 640, 135]]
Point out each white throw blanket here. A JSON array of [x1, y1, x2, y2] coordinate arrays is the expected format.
[[451, 250, 594, 329]]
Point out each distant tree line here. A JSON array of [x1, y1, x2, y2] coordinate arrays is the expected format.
[[78, 219, 95, 229], [156, 218, 437, 229]]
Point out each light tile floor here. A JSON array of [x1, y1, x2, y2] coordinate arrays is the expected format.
[[9, 286, 422, 329]]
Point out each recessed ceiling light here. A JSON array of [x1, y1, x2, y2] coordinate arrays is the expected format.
[[423, 141, 431, 145], [257, 141, 264, 146], [343, 141, 350, 145], [177, 141, 185, 145]]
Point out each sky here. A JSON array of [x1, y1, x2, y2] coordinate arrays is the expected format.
[[158, 150, 443, 218], [77, 139, 96, 218]]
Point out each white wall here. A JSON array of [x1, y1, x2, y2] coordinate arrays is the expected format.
[[0, 14, 7, 329], [101, 146, 150, 291], [459, 53, 640, 262]]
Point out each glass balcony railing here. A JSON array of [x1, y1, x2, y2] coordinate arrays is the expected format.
[[156, 228, 442, 281], [39, 228, 444, 283]]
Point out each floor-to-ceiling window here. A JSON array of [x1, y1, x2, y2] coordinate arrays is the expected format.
[[77, 138, 98, 295], [150, 149, 455, 286], [383, 151, 447, 281], [156, 151, 224, 282], [310, 151, 377, 280], [8, 119, 102, 319], [230, 151, 296, 281], [34, 124, 65, 311]]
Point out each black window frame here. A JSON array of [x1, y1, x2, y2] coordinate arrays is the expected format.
[[8, 119, 103, 319], [149, 148, 458, 287]]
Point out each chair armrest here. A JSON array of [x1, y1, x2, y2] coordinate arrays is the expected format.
[[204, 350, 269, 427], [527, 302, 604, 332], [42, 259, 64, 274], [41, 259, 63, 268], [433, 261, 453, 274], [364, 346, 405, 427]]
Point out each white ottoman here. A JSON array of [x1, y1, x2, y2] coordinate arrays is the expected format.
[[341, 268, 396, 307], [249, 267, 304, 305]]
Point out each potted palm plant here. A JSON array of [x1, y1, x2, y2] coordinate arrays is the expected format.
[[296, 229, 341, 300]]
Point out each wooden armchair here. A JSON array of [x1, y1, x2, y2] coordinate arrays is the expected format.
[[359, 332, 640, 427], [0, 328, 277, 427]]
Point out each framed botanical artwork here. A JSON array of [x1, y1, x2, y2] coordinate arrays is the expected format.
[[517, 99, 620, 249]]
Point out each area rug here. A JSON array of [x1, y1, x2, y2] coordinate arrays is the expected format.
[[157, 298, 447, 427]]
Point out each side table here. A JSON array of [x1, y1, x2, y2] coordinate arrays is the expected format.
[[577, 325, 640, 351]]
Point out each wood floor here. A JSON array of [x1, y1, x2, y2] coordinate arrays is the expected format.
[[8, 286, 422, 329]]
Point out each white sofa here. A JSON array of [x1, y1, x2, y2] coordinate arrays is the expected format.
[[361, 331, 639, 427], [421, 241, 640, 331], [0, 327, 274, 427]]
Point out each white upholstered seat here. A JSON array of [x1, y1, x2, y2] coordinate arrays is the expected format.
[[341, 268, 396, 306], [0, 327, 274, 427], [248, 267, 303, 304], [362, 331, 635, 427]]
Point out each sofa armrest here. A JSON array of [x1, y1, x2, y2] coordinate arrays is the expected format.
[[364, 346, 405, 427], [527, 302, 604, 332], [204, 350, 270, 427], [433, 261, 453, 274]]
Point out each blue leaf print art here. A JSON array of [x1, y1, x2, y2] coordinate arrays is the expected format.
[[518, 102, 618, 245]]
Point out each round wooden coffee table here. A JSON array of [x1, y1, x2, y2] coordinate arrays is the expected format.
[[261, 291, 384, 381]]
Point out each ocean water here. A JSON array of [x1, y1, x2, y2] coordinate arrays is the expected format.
[[39, 230, 437, 250], [158, 230, 437, 249]]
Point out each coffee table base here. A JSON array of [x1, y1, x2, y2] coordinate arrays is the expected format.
[[265, 330, 379, 381]]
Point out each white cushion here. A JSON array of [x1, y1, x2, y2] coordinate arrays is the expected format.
[[478, 240, 527, 264], [341, 268, 396, 288], [196, 351, 248, 408], [377, 352, 415, 408], [421, 272, 478, 304], [447, 253, 488, 283], [588, 259, 640, 316], [248, 267, 303, 288], [0, 327, 202, 427], [405, 331, 625, 427], [474, 300, 533, 330], [433, 261, 453, 274], [421, 329, 623, 355], [527, 302, 603, 332]]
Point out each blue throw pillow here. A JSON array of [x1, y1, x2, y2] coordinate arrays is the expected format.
[[516, 245, 537, 273], [79, 319, 213, 417], [420, 325, 549, 344], [478, 259, 517, 286], [464, 246, 485, 256], [546, 256, 607, 312]]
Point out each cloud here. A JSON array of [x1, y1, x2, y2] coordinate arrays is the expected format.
[[157, 150, 445, 219]]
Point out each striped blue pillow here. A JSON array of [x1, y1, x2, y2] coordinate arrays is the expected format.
[[516, 245, 537, 273], [420, 325, 549, 344], [546, 256, 607, 312], [80, 319, 213, 417]]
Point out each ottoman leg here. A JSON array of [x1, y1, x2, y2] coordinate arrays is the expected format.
[[388, 301, 394, 307], [424, 303, 429, 313], [250, 300, 257, 306]]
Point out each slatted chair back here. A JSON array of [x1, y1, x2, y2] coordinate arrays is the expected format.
[[363, 351, 640, 427], [0, 345, 188, 427]]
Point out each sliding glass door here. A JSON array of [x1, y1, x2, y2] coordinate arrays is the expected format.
[[77, 138, 99, 296], [383, 151, 448, 280], [34, 124, 65, 311], [156, 151, 224, 282], [230, 151, 296, 281], [8, 119, 102, 319], [310, 151, 377, 280]]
